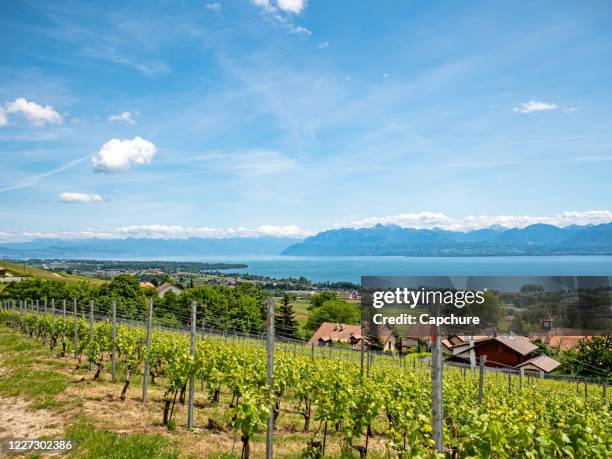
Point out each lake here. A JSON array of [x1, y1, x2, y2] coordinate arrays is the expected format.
[[139, 255, 612, 284]]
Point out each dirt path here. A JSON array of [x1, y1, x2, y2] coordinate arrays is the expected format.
[[0, 395, 64, 439]]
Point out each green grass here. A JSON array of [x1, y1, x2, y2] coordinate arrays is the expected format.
[[0, 328, 69, 407], [0, 260, 105, 285], [66, 416, 178, 459]]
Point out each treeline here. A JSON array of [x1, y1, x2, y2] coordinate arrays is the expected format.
[[0, 276, 271, 334]]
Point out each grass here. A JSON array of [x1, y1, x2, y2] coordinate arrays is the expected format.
[[66, 415, 178, 459], [0, 328, 70, 408], [0, 260, 106, 285]]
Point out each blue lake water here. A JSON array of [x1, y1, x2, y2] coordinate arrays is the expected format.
[[135, 255, 612, 284]]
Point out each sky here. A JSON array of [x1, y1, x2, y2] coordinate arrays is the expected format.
[[1, 0, 612, 242]]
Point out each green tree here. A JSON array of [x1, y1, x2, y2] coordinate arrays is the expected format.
[[95, 275, 147, 319], [306, 299, 360, 331], [563, 336, 611, 378], [276, 294, 299, 339], [308, 291, 338, 310]]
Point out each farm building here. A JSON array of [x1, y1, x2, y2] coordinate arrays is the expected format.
[[445, 334, 561, 373], [156, 282, 183, 297], [308, 322, 396, 352], [516, 355, 561, 373]]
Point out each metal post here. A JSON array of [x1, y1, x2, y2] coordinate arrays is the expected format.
[[266, 297, 275, 459], [73, 299, 78, 358], [142, 298, 153, 403], [89, 300, 94, 370], [187, 301, 197, 429], [508, 371, 512, 393], [431, 321, 443, 453], [51, 299, 55, 344], [360, 338, 365, 382], [478, 355, 486, 405], [201, 314, 205, 392], [520, 368, 524, 389], [366, 350, 371, 378], [111, 301, 117, 383], [310, 342, 314, 361], [43, 298, 47, 314]]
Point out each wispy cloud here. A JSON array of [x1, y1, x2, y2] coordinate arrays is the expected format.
[[513, 100, 558, 114], [206, 2, 222, 12], [251, 0, 311, 35], [107, 111, 136, 124], [58, 192, 104, 203], [195, 150, 298, 176], [0, 155, 90, 193], [317, 41, 329, 48]]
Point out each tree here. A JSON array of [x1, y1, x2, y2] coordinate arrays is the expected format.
[[95, 275, 147, 319], [562, 336, 611, 378], [306, 299, 360, 331], [276, 294, 299, 339], [308, 291, 338, 310]]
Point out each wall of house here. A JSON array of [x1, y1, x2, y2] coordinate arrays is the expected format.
[[475, 341, 525, 367]]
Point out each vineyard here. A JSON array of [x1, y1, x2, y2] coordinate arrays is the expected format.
[[0, 301, 610, 458]]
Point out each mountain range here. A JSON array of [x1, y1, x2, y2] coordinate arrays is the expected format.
[[281, 223, 612, 256], [0, 237, 296, 258], [1, 223, 612, 258]]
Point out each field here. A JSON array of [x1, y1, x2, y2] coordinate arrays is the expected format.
[[0, 306, 610, 458], [0, 260, 105, 285]]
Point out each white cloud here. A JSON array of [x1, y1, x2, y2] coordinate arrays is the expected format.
[[339, 210, 612, 232], [107, 111, 136, 124], [513, 100, 558, 114], [277, 0, 307, 14], [4, 97, 63, 126], [91, 136, 157, 174], [206, 2, 222, 11], [252, 0, 311, 34], [0, 224, 313, 242], [58, 192, 104, 203], [0, 108, 7, 126], [317, 41, 329, 48]]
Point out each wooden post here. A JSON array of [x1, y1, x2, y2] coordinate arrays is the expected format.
[[431, 321, 443, 453]]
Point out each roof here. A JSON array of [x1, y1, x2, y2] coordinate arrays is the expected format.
[[155, 282, 183, 294], [493, 335, 537, 356], [308, 322, 362, 345], [139, 281, 156, 288], [516, 355, 561, 373]]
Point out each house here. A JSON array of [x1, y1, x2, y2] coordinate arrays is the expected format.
[[308, 322, 396, 352], [0, 266, 6, 277], [308, 322, 362, 349], [516, 355, 561, 373], [449, 334, 538, 368], [156, 282, 183, 297], [139, 281, 156, 289]]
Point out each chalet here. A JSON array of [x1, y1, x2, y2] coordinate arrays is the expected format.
[[156, 282, 183, 297], [308, 322, 396, 352], [449, 334, 537, 367]]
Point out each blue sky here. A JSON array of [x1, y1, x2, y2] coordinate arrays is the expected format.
[[1, 0, 612, 241]]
